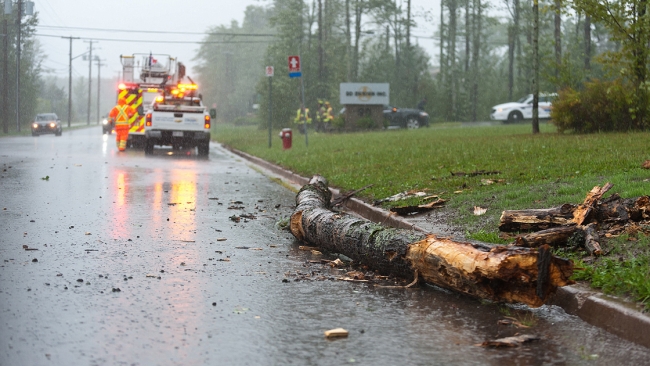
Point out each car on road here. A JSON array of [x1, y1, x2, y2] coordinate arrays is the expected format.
[[31, 113, 62, 136], [383, 105, 430, 129], [101, 115, 114, 134], [490, 93, 557, 123]]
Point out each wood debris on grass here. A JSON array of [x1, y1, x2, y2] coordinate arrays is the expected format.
[[389, 198, 446, 216], [451, 170, 501, 177], [642, 160, 650, 169], [473, 206, 488, 216], [500, 183, 650, 256], [373, 189, 431, 205]]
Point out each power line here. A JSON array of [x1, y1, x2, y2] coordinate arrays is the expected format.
[[35, 33, 274, 44], [37, 25, 276, 37]]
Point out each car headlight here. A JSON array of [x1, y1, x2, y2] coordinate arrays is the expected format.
[[419, 112, 428, 117], [102, 119, 108, 125], [32, 123, 38, 128], [49, 122, 56, 128]]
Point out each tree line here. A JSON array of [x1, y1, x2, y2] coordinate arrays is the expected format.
[[193, 0, 650, 131], [1, 7, 111, 134]]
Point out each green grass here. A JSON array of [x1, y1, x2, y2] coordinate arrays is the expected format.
[[213, 121, 650, 306], [558, 233, 650, 307]]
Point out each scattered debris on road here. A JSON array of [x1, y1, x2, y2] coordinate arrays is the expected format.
[[324, 328, 349, 338], [478, 334, 540, 348]]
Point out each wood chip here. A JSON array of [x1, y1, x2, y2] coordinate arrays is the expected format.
[[473, 206, 487, 215], [324, 328, 349, 338], [329, 258, 344, 267], [299, 245, 318, 251], [217, 238, 227, 241], [479, 334, 539, 347]]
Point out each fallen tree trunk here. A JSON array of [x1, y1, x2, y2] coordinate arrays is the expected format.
[[290, 175, 574, 308]]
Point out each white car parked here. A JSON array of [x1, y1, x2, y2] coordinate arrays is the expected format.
[[490, 93, 556, 123]]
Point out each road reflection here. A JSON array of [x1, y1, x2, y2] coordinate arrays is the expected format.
[[110, 170, 129, 239]]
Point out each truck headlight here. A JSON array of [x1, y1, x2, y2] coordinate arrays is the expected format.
[[32, 123, 38, 128], [50, 122, 56, 128], [419, 112, 428, 117]]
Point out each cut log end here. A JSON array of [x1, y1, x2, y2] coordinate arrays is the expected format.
[[406, 235, 574, 307], [290, 210, 305, 241]]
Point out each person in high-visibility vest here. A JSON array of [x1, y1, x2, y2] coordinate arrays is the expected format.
[[322, 101, 334, 131], [109, 98, 136, 152], [294, 105, 312, 134]]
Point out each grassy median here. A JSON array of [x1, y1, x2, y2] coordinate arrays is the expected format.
[[214, 122, 650, 307]]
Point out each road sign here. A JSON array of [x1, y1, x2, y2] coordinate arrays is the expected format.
[[288, 55, 300, 72], [265, 66, 274, 77]]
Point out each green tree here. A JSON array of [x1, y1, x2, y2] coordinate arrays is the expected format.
[[194, 6, 274, 122], [0, 9, 42, 133], [571, 0, 650, 128]]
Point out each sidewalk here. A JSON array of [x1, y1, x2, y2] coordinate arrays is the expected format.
[[224, 145, 650, 350]]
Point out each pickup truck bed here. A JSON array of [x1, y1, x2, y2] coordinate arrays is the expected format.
[[144, 100, 211, 156]]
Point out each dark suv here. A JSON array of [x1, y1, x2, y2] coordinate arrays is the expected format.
[[32, 113, 62, 136], [383, 105, 430, 129]]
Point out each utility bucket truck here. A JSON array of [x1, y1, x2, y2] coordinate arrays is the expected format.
[[117, 54, 187, 148]]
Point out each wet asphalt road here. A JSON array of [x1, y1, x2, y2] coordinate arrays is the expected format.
[[2, 127, 650, 366]]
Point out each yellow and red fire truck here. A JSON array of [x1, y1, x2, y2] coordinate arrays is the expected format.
[[117, 54, 187, 148]]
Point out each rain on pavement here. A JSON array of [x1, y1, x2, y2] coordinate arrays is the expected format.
[[1, 127, 650, 366]]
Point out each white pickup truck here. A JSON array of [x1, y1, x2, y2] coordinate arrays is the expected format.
[[143, 96, 211, 156]]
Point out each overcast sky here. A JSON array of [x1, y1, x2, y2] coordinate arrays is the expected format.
[[33, 0, 444, 82]]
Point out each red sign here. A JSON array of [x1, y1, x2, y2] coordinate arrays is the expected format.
[[288, 55, 301, 73], [265, 66, 274, 77]]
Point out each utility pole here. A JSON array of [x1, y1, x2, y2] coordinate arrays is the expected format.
[[62, 36, 79, 127], [15, 0, 22, 132], [84, 40, 94, 125], [2, 17, 8, 133], [96, 58, 104, 123]]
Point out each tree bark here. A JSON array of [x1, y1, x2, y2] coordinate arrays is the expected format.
[[291, 176, 574, 308], [448, 0, 458, 120], [470, 0, 481, 122], [554, 0, 562, 83], [584, 14, 591, 71], [508, 25, 515, 100], [318, 0, 323, 82], [532, 0, 540, 134], [499, 204, 576, 232], [514, 226, 578, 248]]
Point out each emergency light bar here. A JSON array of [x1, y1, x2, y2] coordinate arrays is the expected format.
[[118, 82, 139, 90], [177, 83, 198, 91]]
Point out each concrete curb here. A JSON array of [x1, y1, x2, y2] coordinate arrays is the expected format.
[[224, 144, 650, 349]]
